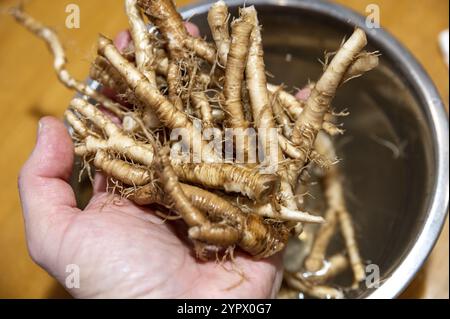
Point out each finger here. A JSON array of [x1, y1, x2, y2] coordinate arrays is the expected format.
[[295, 86, 312, 101], [93, 172, 107, 195], [114, 30, 132, 53], [18, 117, 79, 244], [185, 21, 200, 37]]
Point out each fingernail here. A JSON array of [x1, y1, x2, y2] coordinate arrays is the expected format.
[[37, 119, 46, 142], [114, 30, 132, 53]]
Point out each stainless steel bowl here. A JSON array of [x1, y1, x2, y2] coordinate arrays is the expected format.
[[180, 0, 449, 298]]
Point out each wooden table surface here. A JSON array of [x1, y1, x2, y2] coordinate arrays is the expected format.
[[0, 0, 447, 299]]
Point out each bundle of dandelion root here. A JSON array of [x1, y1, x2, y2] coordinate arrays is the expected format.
[[12, 0, 378, 298]]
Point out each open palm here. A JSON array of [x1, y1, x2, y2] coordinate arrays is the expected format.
[[18, 117, 282, 298]]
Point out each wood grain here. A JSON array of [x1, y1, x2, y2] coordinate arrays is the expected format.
[[0, 0, 447, 298]]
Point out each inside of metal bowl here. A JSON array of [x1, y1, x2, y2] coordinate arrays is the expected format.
[[69, 0, 439, 299], [185, 2, 435, 298]]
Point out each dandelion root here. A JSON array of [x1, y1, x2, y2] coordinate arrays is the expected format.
[[14, 0, 378, 299], [223, 8, 254, 129], [207, 0, 230, 66]]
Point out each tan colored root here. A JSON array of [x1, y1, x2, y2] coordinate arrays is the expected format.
[[157, 155, 235, 259], [73, 136, 105, 157], [278, 133, 304, 159], [282, 29, 367, 190], [154, 210, 182, 221], [229, 192, 320, 224], [338, 193, 365, 284], [65, 110, 89, 138], [124, 0, 162, 131], [322, 121, 345, 136], [153, 50, 212, 88], [10, 7, 124, 118], [268, 49, 378, 133], [315, 133, 365, 284], [69, 98, 155, 166], [267, 83, 306, 119], [191, 92, 214, 127], [138, 0, 216, 64], [207, 0, 230, 66], [304, 133, 339, 271], [291, 29, 367, 146], [236, 7, 299, 214], [239, 214, 289, 259], [139, 0, 217, 65], [131, 2, 358, 136], [94, 150, 151, 186], [303, 253, 349, 284], [267, 84, 342, 136], [304, 207, 338, 272], [189, 224, 240, 248], [284, 272, 344, 299], [271, 94, 293, 138], [253, 203, 324, 224], [172, 162, 280, 203], [278, 133, 334, 169], [156, 153, 236, 259], [137, 0, 188, 59], [125, 0, 157, 86], [90, 56, 130, 95], [218, 6, 306, 220], [222, 8, 254, 129], [158, 147, 209, 227], [135, 182, 242, 226], [153, 46, 328, 134], [90, 55, 161, 130], [167, 60, 184, 110], [343, 51, 379, 83], [277, 172, 301, 212], [134, 181, 289, 258], [179, 186, 246, 252], [97, 35, 220, 162], [155, 55, 170, 76], [99, 36, 185, 129], [183, 36, 217, 65], [245, 7, 279, 162]]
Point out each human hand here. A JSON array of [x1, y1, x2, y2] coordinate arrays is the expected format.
[[18, 117, 283, 299], [17, 23, 283, 299]]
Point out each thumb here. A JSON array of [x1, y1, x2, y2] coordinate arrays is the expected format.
[[18, 117, 79, 263]]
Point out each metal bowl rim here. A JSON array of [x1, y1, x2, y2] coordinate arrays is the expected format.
[[180, 0, 450, 299]]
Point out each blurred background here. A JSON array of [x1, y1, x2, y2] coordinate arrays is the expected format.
[[0, 0, 447, 298]]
